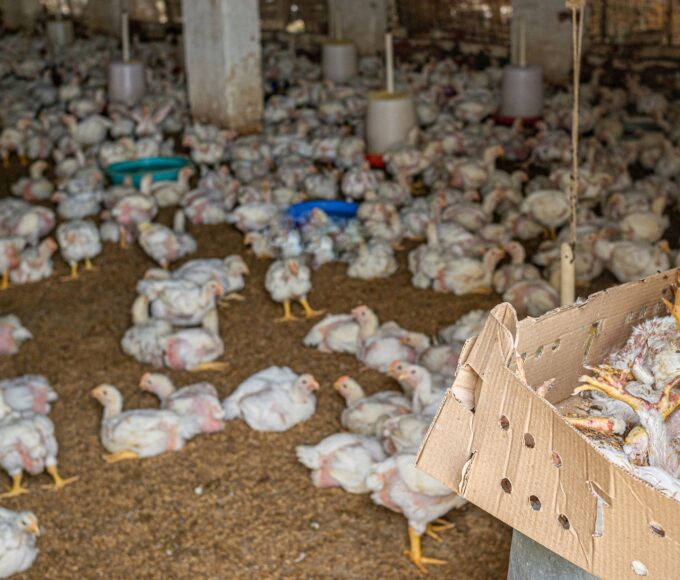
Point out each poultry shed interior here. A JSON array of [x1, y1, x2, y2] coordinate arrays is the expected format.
[[0, 0, 679, 577]]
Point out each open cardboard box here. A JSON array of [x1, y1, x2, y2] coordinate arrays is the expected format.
[[417, 269, 680, 579]]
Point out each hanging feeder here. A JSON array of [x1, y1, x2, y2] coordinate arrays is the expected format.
[[108, 11, 146, 107]]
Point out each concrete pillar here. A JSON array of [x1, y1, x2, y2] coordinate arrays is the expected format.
[[2, 0, 41, 32], [511, 0, 581, 84], [181, 0, 263, 132], [327, 0, 387, 56], [507, 532, 598, 580]]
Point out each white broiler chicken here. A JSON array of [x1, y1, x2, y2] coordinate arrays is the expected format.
[[303, 313, 360, 354], [0, 398, 78, 497], [595, 240, 670, 283], [521, 189, 570, 238], [137, 211, 197, 269], [381, 413, 432, 455], [0, 316, 32, 356], [161, 255, 250, 302], [56, 219, 102, 279], [347, 240, 398, 279], [133, 279, 222, 329], [223, 367, 319, 432], [0, 375, 57, 416], [433, 247, 505, 296], [334, 376, 411, 436], [0, 509, 40, 578], [92, 384, 190, 463], [10, 238, 57, 285], [139, 373, 224, 438], [352, 305, 416, 372], [366, 451, 467, 572], [264, 257, 324, 322], [0, 238, 25, 290], [437, 309, 489, 349], [296, 433, 386, 494], [397, 363, 449, 416]]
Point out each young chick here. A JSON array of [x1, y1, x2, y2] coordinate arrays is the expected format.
[[296, 433, 386, 493], [0, 316, 32, 356], [223, 367, 319, 432], [139, 373, 225, 438], [92, 384, 190, 463], [334, 376, 411, 436]]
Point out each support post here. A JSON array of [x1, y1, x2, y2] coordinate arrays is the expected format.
[[181, 0, 263, 132]]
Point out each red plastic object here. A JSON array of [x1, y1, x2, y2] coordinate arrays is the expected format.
[[492, 112, 543, 127], [365, 153, 386, 169]]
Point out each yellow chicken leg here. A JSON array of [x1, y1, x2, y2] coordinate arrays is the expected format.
[[0, 473, 29, 498], [275, 301, 298, 323], [425, 520, 455, 542], [84, 258, 95, 271], [218, 293, 246, 307], [62, 262, 78, 281], [44, 465, 79, 491], [189, 361, 230, 372], [103, 451, 140, 464], [0, 271, 9, 290], [299, 297, 325, 319], [404, 526, 447, 573]]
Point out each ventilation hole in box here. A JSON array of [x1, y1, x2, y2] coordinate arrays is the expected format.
[[551, 451, 563, 467], [534, 345, 544, 359], [524, 433, 535, 448], [649, 522, 665, 538], [558, 514, 570, 530], [631, 561, 648, 576], [499, 415, 510, 431], [520, 352, 528, 362], [529, 495, 541, 511], [500, 478, 512, 494], [590, 321, 601, 334], [551, 339, 561, 352]]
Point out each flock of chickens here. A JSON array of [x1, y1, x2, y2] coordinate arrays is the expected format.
[[0, 22, 678, 576]]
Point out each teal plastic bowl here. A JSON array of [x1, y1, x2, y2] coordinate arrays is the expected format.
[[106, 157, 190, 187]]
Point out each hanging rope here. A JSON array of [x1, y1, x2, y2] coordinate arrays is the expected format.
[[567, 0, 586, 251]]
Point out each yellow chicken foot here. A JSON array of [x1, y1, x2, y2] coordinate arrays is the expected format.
[[218, 293, 246, 307], [299, 298, 325, 319], [0, 474, 29, 498], [0, 271, 9, 290], [404, 526, 447, 573], [275, 301, 298, 323], [44, 466, 79, 491], [189, 361, 230, 372], [62, 262, 79, 281], [574, 372, 643, 411], [103, 451, 140, 464], [425, 519, 455, 542], [565, 415, 623, 434], [84, 258, 95, 271], [662, 273, 680, 331]]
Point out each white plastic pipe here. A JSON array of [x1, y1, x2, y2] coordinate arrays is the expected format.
[[121, 11, 130, 62], [560, 243, 575, 306], [385, 32, 394, 93]]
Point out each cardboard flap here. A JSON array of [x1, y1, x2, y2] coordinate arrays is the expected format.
[[465, 302, 518, 378]]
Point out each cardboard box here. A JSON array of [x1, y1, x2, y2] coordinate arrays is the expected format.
[[417, 269, 680, 579]]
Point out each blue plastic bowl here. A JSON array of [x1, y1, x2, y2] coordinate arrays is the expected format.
[[106, 157, 190, 188], [288, 200, 359, 226]]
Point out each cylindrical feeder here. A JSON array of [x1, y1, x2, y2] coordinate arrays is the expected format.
[[500, 65, 543, 120], [108, 61, 146, 107], [365, 91, 417, 154], [322, 41, 357, 84], [46, 19, 74, 47]]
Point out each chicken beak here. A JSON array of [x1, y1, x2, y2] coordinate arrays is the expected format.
[[28, 520, 40, 537], [91, 386, 103, 400], [139, 374, 150, 390], [309, 379, 320, 392], [289, 261, 299, 275], [397, 371, 410, 382], [242, 264, 250, 275], [333, 376, 348, 391]]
